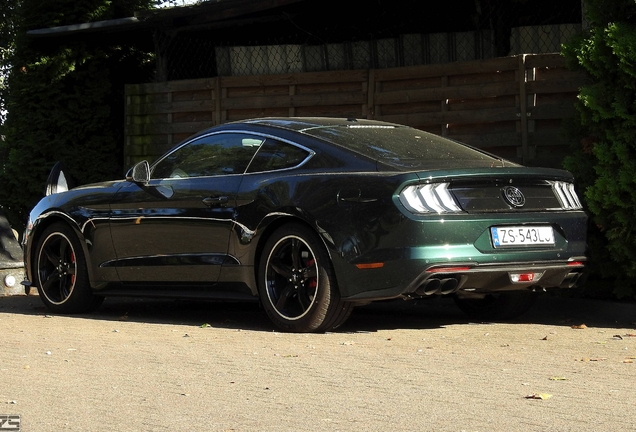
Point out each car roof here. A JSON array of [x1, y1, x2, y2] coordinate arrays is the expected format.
[[234, 117, 509, 171], [239, 117, 400, 132], [181, 117, 511, 172]]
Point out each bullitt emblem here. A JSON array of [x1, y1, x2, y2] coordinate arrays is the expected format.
[[502, 186, 525, 208]]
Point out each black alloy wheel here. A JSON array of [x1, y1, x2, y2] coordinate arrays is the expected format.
[[258, 223, 352, 332], [35, 223, 103, 313]]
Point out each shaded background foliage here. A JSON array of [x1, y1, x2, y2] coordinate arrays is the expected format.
[[562, 0, 636, 298], [0, 0, 159, 229], [0, 1, 18, 124]]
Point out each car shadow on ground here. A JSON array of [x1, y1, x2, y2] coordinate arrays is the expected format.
[[0, 293, 466, 332], [1, 293, 634, 332]]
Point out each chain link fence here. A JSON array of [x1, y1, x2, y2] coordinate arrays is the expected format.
[[153, 0, 583, 81]]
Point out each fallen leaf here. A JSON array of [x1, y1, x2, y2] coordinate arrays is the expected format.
[[577, 357, 608, 362], [623, 359, 633, 364], [525, 393, 552, 400], [201, 323, 211, 328], [549, 377, 568, 381], [571, 324, 587, 329], [541, 335, 549, 340], [624, 334, 636, 338], [613, 335, 623, 340], [282, 354, 299, 358]]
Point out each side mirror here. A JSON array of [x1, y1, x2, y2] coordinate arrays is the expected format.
[[125, 160, 173, 198], [126, 161, 150, 185]]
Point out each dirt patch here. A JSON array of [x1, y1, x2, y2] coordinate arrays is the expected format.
[[1, 294, 635, 431]]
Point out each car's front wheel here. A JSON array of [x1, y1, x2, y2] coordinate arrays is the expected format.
[[453, 291, 538, 321], [258, 223, 352, 332], [34, 223, 103, 313]]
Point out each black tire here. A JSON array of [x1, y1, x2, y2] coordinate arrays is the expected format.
[[258, 223, 353, 332], [34, 223, 103, 313], [453, 291, 538, 321]]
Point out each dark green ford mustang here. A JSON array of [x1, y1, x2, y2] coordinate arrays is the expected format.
[[23, 118, 587, 332]]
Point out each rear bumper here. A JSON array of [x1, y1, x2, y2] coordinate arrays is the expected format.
[[409, 259, 586, 294], [329, 201, 588, 300], [342, 258, 586, 301]]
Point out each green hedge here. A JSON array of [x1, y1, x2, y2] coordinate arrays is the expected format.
[[562, 0, 636, 299], [0, 0, 156, 230]]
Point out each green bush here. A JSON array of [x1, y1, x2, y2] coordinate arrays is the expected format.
[[562, 0, 636, 299], [0, 0, 156, 230]]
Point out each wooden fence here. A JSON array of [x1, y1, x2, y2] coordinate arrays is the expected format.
[[124, 53, 587, 168]]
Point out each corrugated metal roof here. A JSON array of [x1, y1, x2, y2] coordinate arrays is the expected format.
[[27, 0, 306, 38]]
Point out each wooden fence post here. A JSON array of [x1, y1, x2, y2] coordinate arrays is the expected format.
[[518, 54, 529, 164], [214, 77, 222, 125], [367, 69, 375, 119]]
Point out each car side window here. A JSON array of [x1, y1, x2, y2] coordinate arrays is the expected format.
[[246, 138, 310, 173], [151, 133, 264, 179]]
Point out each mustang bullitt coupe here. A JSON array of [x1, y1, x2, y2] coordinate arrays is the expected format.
[[23, 117, 587, 332]]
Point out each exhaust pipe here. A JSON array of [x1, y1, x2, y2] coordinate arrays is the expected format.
[[560, 271, 582, 289], [415, 277, 461, 296], [415, 278, 441, 296], [439, 278, 459, 295]]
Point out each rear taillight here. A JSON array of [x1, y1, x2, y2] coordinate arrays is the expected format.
[[551, 181, 582, 210], [399, 183, 462, 214]]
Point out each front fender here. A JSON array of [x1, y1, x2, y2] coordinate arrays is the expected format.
[[24, 184, 123, 290], [24, 209, 87, 287]]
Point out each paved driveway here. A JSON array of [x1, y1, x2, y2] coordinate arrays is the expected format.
[[1, 293, 635, 431]]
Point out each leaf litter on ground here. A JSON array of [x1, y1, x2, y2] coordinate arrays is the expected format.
[[525, 393, 553, 400]]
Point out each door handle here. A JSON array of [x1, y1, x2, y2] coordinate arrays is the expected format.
[[203, 196, 229, 207]]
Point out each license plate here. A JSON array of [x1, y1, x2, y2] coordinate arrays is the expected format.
[[491, 226, 555, 248]]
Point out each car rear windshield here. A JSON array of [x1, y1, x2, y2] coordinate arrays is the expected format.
[[303, 125, 507, 170]]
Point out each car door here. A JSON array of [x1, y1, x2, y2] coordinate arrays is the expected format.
[[108, 132, 263, 284]]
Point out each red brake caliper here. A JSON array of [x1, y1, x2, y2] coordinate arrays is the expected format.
[[307, 259, 317, 290], [70, 251, 76, 285]]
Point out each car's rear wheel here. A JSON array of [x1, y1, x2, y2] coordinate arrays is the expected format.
[[258, 223, 352, 332], [34, 223, 103, 313], [453, 291, 538, 321]]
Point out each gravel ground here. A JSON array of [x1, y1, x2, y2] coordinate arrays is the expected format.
[[0, 292, 635, 432]]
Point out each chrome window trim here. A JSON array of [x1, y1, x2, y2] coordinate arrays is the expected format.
[[150, 130, 315, 180]]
